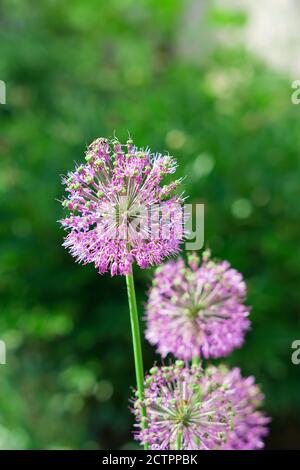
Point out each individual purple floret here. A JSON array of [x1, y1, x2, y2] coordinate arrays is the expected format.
[[132, 363, 269, 450], [60, 137, 184, 276], [145, 251, 250, 360], [132, 362, 234, 450]]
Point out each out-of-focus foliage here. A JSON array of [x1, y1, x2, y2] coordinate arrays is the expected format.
[[0, 0, 299, 449]]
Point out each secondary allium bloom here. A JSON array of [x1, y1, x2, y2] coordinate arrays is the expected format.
[[132, 363, 269, 450], [60, 137, 184, 275], [132, 362, 234, 450], [218, 366, 270, 450], [145, 251, 250, 360]]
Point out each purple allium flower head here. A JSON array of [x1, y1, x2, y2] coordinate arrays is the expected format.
[[132, 363, 269, 450], [217, 366, 270, 450], [60, 137, 185, 276], [132, 362, 235, 450], [145, 251, 250, 360]]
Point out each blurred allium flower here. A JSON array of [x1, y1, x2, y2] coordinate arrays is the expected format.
[[145, 251, 250, 360], [132, 363, 269, 450], [132, 362, 234, 450], [60, 137, 184, 276], [217, 366, 270, 450]]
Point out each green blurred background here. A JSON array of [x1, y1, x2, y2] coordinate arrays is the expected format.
[[0, 0, 299, 449]]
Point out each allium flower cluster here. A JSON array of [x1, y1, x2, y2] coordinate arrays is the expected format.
[[59, 134, 270, 451], [218, 366, 270, 450], [145, 251, 250, 360], [60, 138, 184, 276], [132, 363, 269, 450], [132, 362, 234, 450]]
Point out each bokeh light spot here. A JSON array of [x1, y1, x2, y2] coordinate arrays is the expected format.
[[231, 198, 253, 219], [165, 130, 186, 150]]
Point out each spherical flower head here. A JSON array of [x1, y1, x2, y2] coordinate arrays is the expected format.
[[59, 137, 185, 276], [217, 366, 270, 450], [132, 362, 235, 450], [132, 363, 269, 450], [145, 250, 250, 360]]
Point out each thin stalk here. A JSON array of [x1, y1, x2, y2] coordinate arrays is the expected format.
[[126, 268, 148, 450], [192, 356, 200, 367], [175, 430, 182, 450]]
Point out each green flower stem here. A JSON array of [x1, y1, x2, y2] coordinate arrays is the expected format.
[[175, 431, 182, 450], [126, 268, 148, 450], [192, 356, 200, 367]]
